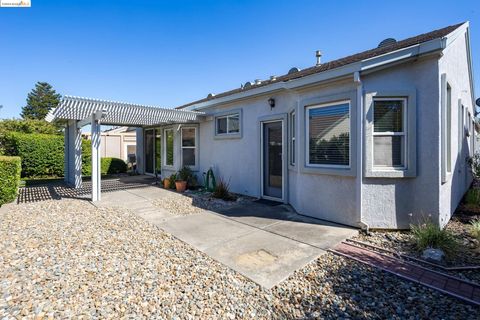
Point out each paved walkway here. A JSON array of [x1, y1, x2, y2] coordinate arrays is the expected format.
[[332, 242, 480, 306], [95, 183, 357, 288]]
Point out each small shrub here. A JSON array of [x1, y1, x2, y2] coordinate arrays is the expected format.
[[470, 218, 480, 241], [212, 177, 235, 201], [464, 189, 480, 207], [101, 157, 127, 174], [0, 156, 21, 206], [471, 152, 480, 179], [410, 220, 458, 258]]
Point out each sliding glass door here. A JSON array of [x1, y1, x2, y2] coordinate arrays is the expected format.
[[145, 128, 163, 176]]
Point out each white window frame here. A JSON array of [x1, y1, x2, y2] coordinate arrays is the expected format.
[[215, 113, 240, 135], [290, 111, 296, 166], [163, 128, 174, 168], [446, 84, 452, 174], [181, 127, 198, 168], [365, 89, 416, 179], [305, 100, 351, 169], [372, 97, 408, 170]]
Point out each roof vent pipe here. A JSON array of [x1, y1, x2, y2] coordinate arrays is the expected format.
[[316, 50, 322, 66]]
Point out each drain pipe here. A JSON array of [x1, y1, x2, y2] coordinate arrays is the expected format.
[[354, 71, 369, 234]]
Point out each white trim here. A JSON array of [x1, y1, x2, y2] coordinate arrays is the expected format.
[[305, 100, 351, 169], [260, 119, 285, 202], [163, 128, 175, 169], [372, 97, 408, 170], [180, 126, 198, 168], [290, 110, 296, 166]]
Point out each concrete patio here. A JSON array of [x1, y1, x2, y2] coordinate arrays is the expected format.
[[91, 176, 357, 288]]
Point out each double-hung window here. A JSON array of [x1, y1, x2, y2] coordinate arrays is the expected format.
[[164, 128, 174, 166], [372, 98, 407, 168], [307, 100, 350, 167], [216, 113, 240, 135], [181, 127, 197, 167]]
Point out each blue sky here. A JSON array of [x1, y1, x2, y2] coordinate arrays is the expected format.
[[0, 0, 478, 119]]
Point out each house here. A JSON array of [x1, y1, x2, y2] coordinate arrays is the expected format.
[[83, 126, 137, 163], [48, 22, 476, 229], [136, 21, 476, 229]]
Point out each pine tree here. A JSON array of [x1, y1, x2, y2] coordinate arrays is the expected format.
[[21, 82, 61, 120]]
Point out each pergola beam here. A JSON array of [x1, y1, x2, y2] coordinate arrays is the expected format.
[[46, 96, 205, 202]]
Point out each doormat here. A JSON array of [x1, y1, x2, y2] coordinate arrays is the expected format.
[[254, 199, 283, 206]]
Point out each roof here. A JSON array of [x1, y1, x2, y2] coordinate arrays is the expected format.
[[177, 22, 464, 110], [46, 96, 204, 127]]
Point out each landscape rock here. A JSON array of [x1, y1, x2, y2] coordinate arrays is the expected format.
[[0, 199, 477, 319], [422, 248, 445, 263]]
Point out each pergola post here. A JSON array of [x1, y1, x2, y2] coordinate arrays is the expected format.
[[91, 113, 101, 201], [65, 120, 83, 188]]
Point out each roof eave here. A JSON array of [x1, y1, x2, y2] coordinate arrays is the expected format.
[[185, 39, 446, 112]]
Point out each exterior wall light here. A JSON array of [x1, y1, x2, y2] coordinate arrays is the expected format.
[[268, 98, 275, 108]]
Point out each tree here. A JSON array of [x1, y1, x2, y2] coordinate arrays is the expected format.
[[21, 82, 61, 120]]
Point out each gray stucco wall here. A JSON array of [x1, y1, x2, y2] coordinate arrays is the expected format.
[[361, 57, 441, 229], [197, 81, 360, 226], [438, 31, 475, 227]]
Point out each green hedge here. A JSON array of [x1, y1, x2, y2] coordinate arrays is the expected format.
[[3, 132, 92, 178], [0, 156, 21, 206], [101, 157, 127, 174], [2, 133, 126, 178]]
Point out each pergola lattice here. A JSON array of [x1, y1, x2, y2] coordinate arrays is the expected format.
[[46, 96, 205, 201]]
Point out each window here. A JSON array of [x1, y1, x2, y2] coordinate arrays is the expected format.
[[164, 129, 174, 166], [307, 101, 350, 167], [372, 98, 407, 168], [446, 84, 452, 173], [290, 111, 296, 165], [181, 127, 196, 167], [216, 113, 240, 135]]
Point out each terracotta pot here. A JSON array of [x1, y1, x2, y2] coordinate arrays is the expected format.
[[163, 178, 170, 189], [175, 180, 187, 192]]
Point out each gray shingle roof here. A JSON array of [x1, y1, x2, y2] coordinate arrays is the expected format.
[[177, 22, 464, 109]]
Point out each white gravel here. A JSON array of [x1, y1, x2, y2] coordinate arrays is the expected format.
[[1, 199, 477, 319]]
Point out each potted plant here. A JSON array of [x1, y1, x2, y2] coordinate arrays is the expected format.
[[175, 166, 192, 192], [169, 173, 177, 189], [162, 177, 170, 189]]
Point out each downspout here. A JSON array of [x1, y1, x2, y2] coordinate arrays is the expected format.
[[354, 71, 369, 233]]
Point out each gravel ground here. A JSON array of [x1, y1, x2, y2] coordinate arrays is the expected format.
[[1, 200, 478, 319], [153, 189, 254, 215], [353, 204, 480, 285]]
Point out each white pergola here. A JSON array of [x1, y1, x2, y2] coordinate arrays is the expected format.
[[46, 96, 205, 201]]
